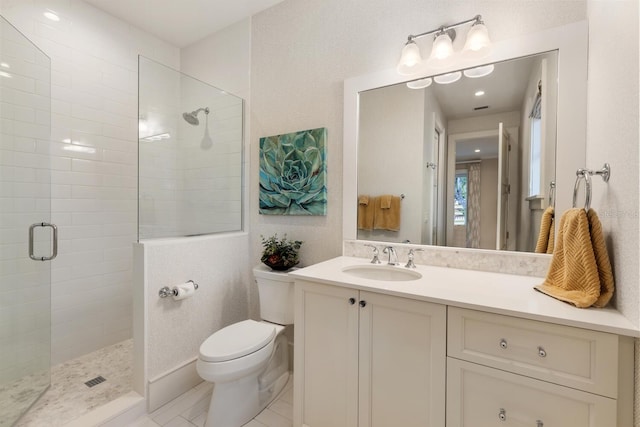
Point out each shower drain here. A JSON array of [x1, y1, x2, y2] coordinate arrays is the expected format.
[[84, 376, 106, 388]]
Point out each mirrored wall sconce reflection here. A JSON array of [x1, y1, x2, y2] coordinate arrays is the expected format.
[[397, 14, 491, 75], [406, 63, 495, 90]]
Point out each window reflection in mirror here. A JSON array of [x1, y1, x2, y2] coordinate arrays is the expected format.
[[356, 51, 558, 253]]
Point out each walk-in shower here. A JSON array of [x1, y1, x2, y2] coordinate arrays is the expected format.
[[138, 56, 244, 239]]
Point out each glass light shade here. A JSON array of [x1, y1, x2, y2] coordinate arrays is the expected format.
[[433, 71, 462, 85], [462, 23, 491, 57], [427, 33, 455, 68], [397, 41, 423, 75], [406, 77, 432, 89], [463, 64, 495, 78]]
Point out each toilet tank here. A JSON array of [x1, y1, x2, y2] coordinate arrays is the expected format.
[[253, 264, 296, 325]]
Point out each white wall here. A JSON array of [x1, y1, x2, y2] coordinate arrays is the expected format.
[[0, 0, 180, 364], [250, 0, 587, 268], [180, 18, 255, 314]]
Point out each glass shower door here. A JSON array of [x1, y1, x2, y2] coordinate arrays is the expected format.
[[0, 16, 53, 426]]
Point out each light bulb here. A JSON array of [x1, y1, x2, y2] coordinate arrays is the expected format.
[[397, 40, 423, 75], [427, 32, 455, 68], [462, 22, 491, 58]]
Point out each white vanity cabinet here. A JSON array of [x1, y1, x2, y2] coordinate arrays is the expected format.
[[446, 307, 634, 427], [293, 279, 447, 427]]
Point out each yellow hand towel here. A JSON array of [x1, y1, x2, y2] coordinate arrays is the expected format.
[[373, 195, 401, 231], [587, 209, 614, 307], [535, 207, 555, 254], [379, 194, 392, 209], [358, 195, 369, 206], [534, 208, 613, 308], [358, 195, 375, 230]]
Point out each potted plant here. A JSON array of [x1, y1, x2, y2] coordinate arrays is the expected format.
[[260, 234, 303, 271]]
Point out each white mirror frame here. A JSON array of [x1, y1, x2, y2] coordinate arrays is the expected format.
[[343, 21, 588, 245]]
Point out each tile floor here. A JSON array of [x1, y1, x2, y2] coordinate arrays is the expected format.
[[131, 374, 293, 427], [12, 340, 132, 427]]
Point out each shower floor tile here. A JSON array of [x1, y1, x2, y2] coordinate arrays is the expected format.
[[13, 339, 132, 427]]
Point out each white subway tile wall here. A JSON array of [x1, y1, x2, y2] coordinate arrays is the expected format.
[[0, 0, 180, 364], [138, 57, 243, 239]]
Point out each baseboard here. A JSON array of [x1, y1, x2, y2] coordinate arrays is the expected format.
[[147, 358, 203, 412], [64, 391, 146, 427]]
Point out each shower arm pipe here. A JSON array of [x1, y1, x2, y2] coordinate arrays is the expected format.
[[193, 107, 210, 115], [404, 14, 483, 43]]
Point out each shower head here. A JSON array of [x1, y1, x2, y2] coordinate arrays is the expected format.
[[182, 107, 209, 126]]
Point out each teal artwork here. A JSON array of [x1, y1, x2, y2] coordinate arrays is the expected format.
[[259, 127, 327, 215]]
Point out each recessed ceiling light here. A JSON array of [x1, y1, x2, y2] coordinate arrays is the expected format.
[[475, 90, 485, 97], [0, 62, 10, 69], [474, 149, 481, 153], [43, 11, 60, 21], [0, 71, 12, 78]]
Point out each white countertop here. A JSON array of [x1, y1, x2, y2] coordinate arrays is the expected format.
[[289, 256, 639, 337]]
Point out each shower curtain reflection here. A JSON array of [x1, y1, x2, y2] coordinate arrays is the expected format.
[[138, 56, 244, 239]]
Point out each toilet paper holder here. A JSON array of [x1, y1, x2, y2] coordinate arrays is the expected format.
[[159, 280, 199, 298]]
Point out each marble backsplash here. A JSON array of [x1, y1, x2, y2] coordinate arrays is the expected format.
[[343, 240, 552, 278]]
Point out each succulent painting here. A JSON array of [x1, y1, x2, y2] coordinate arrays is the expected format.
[[259, 127, 327, 215]]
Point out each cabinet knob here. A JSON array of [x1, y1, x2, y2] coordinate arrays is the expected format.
[[537, 346, 547, 357], [498, 408, 506, 421], [348, 297, 356, 305], [536, 421, 544, 427], [359, 300, 367, 307], [499, 339, 508, 349]]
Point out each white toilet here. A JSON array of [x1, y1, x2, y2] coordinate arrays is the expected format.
[[196, 265, 294, 427]]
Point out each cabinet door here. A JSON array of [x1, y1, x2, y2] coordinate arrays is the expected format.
[[294, 280, 359, 427], [446, 358, 617, 427], [358, 292, 446, 427]]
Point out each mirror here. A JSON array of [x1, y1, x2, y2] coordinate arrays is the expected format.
[[357, 52, 557, 252], [343, 21, 588, 254]]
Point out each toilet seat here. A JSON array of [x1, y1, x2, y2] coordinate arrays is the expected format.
[[199, 319, 276, 363]]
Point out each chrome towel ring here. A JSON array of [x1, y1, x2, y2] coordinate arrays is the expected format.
[[572, 163, 610, 211]]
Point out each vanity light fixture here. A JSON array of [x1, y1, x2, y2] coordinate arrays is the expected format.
[[406, 77, 432, 89], [475, 90, 485, 96], [397, 15, 491, 75], [474, 149, 481, 153]]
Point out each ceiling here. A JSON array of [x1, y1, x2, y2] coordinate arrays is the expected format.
[[83, 0, 284, 47]]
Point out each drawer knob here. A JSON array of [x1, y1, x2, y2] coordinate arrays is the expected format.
[[498, 408, 506, 421], [538, 346, 547, 357], [348, 297, 356, 305], [499, 339, 508, 349]]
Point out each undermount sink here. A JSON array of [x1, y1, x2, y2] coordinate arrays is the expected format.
[[341, 264, 422, 281]]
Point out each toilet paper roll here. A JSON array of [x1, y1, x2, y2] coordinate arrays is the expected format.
[[172, 281, 196, 301]]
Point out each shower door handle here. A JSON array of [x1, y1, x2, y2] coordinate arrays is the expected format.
[[29, 222, 58, 261]]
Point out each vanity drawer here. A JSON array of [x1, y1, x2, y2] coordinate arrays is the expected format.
[[446, 358, 617, 427], [447, 307, 619, 397]]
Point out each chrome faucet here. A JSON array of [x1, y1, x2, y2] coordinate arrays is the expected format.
[[383, 246, 398, 265], [404, 248, 424, 268], [364, 244, 381, 264]]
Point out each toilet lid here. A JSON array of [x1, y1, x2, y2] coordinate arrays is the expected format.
[[199, 319, 276, 362]]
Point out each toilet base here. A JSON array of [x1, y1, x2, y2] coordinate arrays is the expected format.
[[203, 333, 289, 427]]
